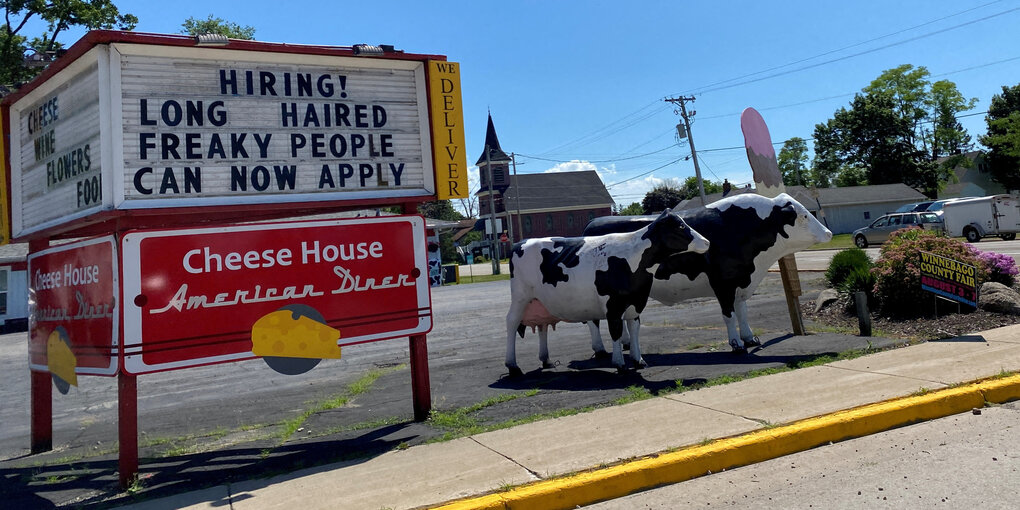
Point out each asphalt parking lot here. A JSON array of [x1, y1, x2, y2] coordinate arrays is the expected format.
[[0, 271, 903, 508]]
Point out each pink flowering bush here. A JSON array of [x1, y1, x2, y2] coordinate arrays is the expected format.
[[972, 248, 1018, 287], [873, 229, 982, 317]]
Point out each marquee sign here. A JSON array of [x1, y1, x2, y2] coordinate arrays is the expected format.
[[27, 236, 119, 390], [2, 31, 467, 240], [120, 214, 431, 374]]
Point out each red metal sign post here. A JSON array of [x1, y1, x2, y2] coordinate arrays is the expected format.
[[8, 31, 465, 488]]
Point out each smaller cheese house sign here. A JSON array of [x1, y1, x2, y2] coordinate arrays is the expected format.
[[1, 31, 468, 241]]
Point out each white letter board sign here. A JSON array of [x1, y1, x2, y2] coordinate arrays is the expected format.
[[6, 35, 439, 239]]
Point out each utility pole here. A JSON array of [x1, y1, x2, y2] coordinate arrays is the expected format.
[[483, 145, 500, 275], [665, 96, 706, 206]]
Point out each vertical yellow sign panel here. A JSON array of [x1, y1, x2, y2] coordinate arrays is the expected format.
[[428, 61, 468, 199], [0, 110, 10, 245]]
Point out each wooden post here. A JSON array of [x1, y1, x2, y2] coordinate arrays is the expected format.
[[28, 238, 52, 454], [855, 291, 872, 337], [118, 372, 139, 488], [777, 254, 806, 335], [408, 334, 431, 422]]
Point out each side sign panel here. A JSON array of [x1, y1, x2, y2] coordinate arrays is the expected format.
[[121, 215, 432, 374], [428, 61, 467, 199], [27, 236, 119, 377], [9, 49, 105, 237]]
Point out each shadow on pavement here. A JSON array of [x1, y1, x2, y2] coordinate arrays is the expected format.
[[0, 422, 421, 509]]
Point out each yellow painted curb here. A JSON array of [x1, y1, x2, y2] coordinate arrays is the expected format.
[[431, 374, 1020, 510]]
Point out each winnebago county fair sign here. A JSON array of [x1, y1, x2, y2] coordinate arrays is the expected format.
[[6, 35, 466, 238]]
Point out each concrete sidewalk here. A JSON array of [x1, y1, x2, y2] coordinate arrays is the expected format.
[[121, 324, 1020, 510]]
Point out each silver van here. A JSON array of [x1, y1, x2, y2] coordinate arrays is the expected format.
[[852, 212, 943, 248]]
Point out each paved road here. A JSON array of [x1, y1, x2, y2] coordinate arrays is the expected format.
[[587, 401, 1020, 509]]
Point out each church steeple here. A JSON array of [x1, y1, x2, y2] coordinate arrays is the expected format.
[[476, 113, 511, 165]]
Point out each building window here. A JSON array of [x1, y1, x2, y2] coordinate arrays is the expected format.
[[0, 268, 8, 315], [567, 214, 574, 228], [546, 213, 554, 231], [523, 216, 532, 235], [864, 211, 871, 220], [588, 211, 595, 223]]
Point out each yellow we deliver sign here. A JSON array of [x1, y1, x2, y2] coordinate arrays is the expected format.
[[428, 61, 467, 200]]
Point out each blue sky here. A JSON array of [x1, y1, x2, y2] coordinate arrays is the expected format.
[[20, 0, 1020, 211]]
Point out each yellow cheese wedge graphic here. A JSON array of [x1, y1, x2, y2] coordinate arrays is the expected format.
[[46, 329, 78, 387], [251, 310, 342, 359]]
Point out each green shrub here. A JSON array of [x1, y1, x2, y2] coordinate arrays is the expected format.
[[825, 247, 873, 288], [839, 266, 877, 311], [872, 229, 982, 317]]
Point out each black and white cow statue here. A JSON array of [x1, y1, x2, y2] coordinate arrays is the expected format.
[[506, 209, 710, 377], [583, 193, 832, 353]]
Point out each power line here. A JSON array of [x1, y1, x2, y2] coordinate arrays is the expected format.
[[604, 157, 687, 189], [534, 99, 669, 156], [687, 6, 1020, 96], [676, 1, 1006, 96], [516, 144, 677, 164]]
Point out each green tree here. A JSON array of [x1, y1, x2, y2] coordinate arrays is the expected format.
[[618, 202, 644, 215], [181, 14, 255, 40], [777, 137, 809, 186], [641, 179, 685, 213], [677, 175, 722, 200], [418, 200, 464, 221], [979, 84, 1020, 191], [813, 92, 933, 195], [862, 65, 975, 194], [834, 166, 868, 187], [816, 65, 976, 196], [1, 0, 137, 87]]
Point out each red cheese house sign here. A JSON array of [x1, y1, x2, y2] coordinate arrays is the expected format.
[[28, 236, 119, 392], [121, 215, 431, 375]]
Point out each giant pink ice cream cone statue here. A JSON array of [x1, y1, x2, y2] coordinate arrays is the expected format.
[[741, 107, 806, 335]]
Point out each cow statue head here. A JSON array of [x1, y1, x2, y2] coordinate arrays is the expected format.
[[773, 193, 832, 250], [641, 208, 711, 261]]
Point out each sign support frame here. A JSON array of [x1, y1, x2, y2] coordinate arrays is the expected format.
[[29, 238, 52, 454]]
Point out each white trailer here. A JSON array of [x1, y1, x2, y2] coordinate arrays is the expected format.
[[941, 194, 1020, 242]]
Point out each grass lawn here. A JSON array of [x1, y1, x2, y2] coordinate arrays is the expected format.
[[451, 273, 510, 284], [807, 233, 853, 251]]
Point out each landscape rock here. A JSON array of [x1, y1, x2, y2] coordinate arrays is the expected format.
[[814, 288, 840, 313], [978, 282, 1020, 315]]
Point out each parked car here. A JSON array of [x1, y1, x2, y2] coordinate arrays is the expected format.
[[941, 194, 1020, 242], [893, 201, 935, 213], [853, 211, 943, 248]]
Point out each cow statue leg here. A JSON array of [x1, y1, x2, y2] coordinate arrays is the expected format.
[[625, 318, 646, 369], [735, 299, 760, 347], [505, 300, 528, 378], [607, 317, 628, 371], [587, 321, 611, 360], [538, 326, 555, 369], [721, 311, 748, 353]]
